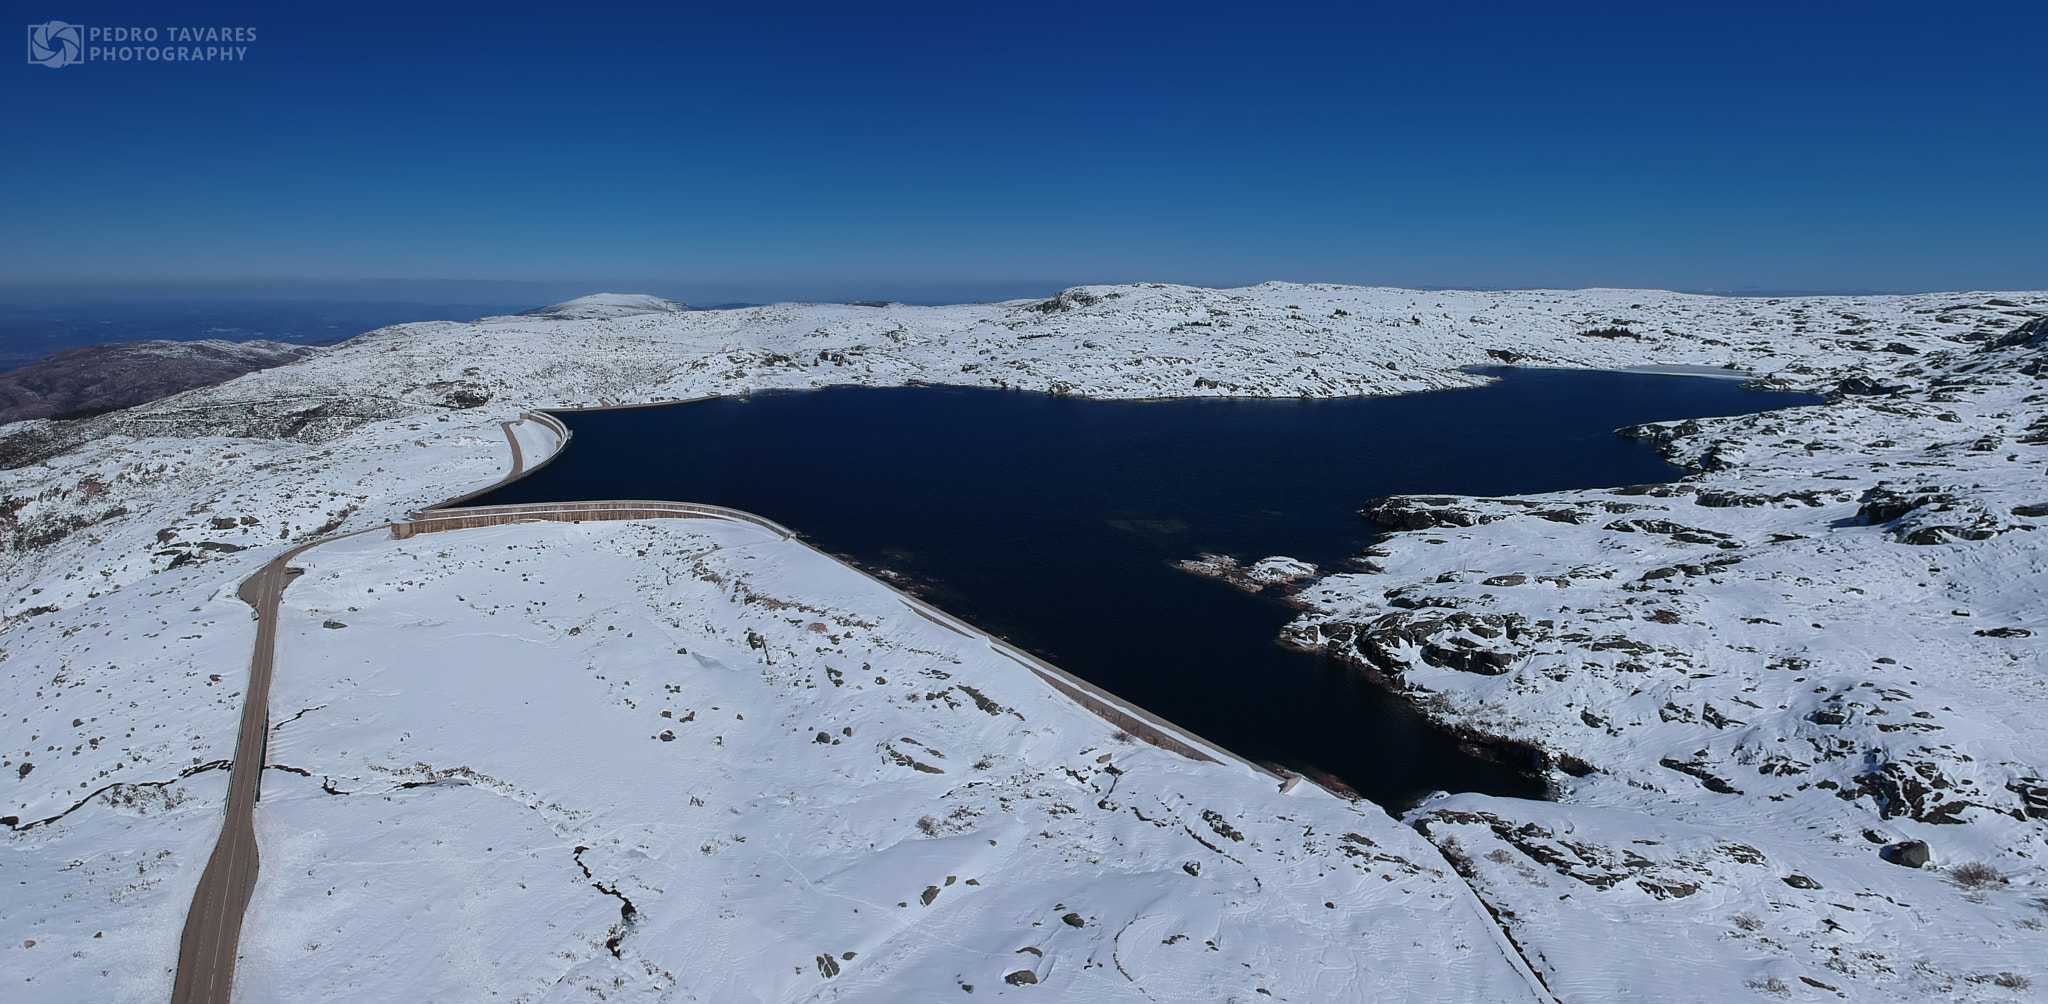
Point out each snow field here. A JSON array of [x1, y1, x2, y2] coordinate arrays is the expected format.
[[234, 517, 1538, 1001]]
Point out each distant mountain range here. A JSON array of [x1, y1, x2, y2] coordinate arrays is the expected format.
[[0, 339, 319, 424]]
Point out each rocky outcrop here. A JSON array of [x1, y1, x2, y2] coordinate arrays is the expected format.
[[1360, 496, 1503, 530], [1850, 485, 2016, 544], [1299, 610, 1532, 680], [1175, 553, 1319, 596]]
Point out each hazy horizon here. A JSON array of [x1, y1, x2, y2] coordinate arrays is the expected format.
[[0, 276, 2024, 311]]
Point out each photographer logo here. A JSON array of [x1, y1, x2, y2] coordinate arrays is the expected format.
[[24, 22, 256, 66], [26, 20, 82, 67]]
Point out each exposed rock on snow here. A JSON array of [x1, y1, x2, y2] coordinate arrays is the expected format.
[[1175, 553, 1319, 596], [1276, 308, 2048, 1000], [1881, 839, 1932, 868], [3, 282, 2045, 1000]]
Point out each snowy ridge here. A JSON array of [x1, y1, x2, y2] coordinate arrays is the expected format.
[[518, 293, 692, 320], [2, 283, 2044, 1000]]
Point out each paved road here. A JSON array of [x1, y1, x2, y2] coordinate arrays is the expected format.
[[168, 547, 309, 1004]]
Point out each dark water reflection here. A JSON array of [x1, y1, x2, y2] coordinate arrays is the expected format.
[[476, 369, 1819, 807]]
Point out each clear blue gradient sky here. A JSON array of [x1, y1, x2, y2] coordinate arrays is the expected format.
[[5, 1, 2044, 300]]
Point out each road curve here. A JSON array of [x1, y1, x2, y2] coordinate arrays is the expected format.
[[165, 414, 571, 1002]]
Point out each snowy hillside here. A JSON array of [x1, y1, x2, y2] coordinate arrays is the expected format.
[[2, 283, 2044, 1000], [1269, 317, 2048, 1000], [518, 293, 693, 321], [0, 339, 320, 425], [231, 516, 1537, 1001]]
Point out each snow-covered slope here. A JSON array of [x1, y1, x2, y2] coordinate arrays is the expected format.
[[519, 293, 692, 320], [2, 283, 2044, 1000], [230, 516, 1537, 1001], [0, 338, 320, 424], [1270, 319, 2048, 1000]]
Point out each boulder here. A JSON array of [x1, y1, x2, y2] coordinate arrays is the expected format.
[[1880, 840, 1931, 868], [1836, 375, 1902, 396]]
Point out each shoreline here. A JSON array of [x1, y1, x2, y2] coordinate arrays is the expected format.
[[427, 414, 1277, 779]]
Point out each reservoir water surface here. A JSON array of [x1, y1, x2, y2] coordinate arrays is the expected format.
[[474, 369, 1819, 806]]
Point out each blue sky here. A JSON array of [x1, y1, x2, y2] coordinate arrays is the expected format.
[[5, 1, 2044, 300]]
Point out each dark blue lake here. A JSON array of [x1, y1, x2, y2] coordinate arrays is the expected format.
[[475, 370, 1820, 807]]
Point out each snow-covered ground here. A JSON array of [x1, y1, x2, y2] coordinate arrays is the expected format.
[[518, 293, 692, 321], [232, 515, 1537, 1001], [2, 283, 2044, 1000], [1277, 316, 2048, 1000]]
